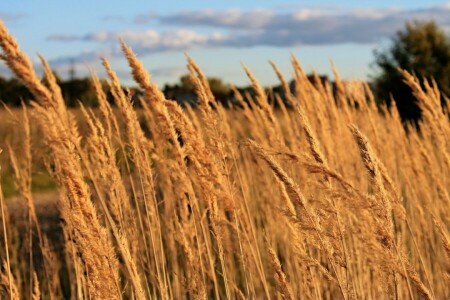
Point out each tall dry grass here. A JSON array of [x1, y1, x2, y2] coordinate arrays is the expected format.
[[0, 20, 449, 299]]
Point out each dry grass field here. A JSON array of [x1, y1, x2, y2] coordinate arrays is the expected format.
[[0, 20, 449, 299]]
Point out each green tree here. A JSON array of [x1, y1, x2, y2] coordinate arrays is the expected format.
[[179, 74, 229, 95], [373, 21, 450, 121], [179, 74, 195, 91]]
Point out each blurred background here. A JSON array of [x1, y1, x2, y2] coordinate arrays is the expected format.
[[0, 3, 449, 299], [0, 0, 449, 122]]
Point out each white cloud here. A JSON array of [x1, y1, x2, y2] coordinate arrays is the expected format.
[[292, 8, 336, 21], [44, 4, 450, 67], [158, 8, 275, 30], [48, 29, 226, 52]]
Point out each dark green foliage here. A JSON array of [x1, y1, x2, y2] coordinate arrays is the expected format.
[[0, 73, 100, 107], [0, 77, 34, 105], [373, 21, 450, 121], [164, 74, 231, 105]]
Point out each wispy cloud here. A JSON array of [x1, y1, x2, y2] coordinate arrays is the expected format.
[[50, 4, 450, 47], [115, 66, 186, 81], [47, 29, 225, 52], [0, 12, 28, 22], [41, 44, 188, 80], [134, 12, 159, 24], [156, 5, 450, 44], [43, 4, 450, 72], [158, 8, 277, 30], [47, 33, 81, 41]]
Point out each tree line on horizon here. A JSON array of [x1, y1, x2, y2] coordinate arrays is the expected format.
[[0, 20, 449, 123]]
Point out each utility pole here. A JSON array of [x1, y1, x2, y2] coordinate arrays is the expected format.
[[69, 59, 75, 80]]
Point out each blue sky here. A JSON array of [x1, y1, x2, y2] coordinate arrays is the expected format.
[[1, 1, 449, 87]]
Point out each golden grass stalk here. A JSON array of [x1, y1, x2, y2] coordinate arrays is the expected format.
[[400, 69, 450, 173], [265, 239, 294, 300], [78, 105, 146, 299], [7, 103, 59, 299], [90, 71, 113, 141], [0, 261, 19, 300], [349, 125, 435, 299], [102, 57, 168, 299], [0, 22, 53, 108], [0, 23, 121, 299], [39, 55, 69, 125], [0, 150, 14, 300], [32, 272, 40, 300], [120, 40, 185, 168], [248, 140, 348, 299], [269, 61, 294, 106], [296, 105, 327, 166], [433, 217, 450, 262], [405, 261, 433, 300], [242, 64, 279, 134], [176, 222, 207, 300], [349, 125, 393, 231], [0, 19, 448, 299]]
